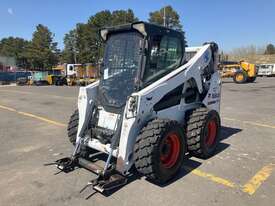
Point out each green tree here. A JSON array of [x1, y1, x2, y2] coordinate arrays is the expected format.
[[0, 37, 31, 68], [265, 44, 275, 55], [148, 5, 182, 30], [63, 9, 138, 64], [62, 29, 77, 63], [74, 23, 94, 63], [91, 9, 138, 61], [27, 24, 59, 69], [111, 9, 139, 26], [88, 10, 112, 28], [86, 10, 112, 63]]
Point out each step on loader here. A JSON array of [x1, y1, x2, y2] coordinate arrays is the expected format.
[[46, 21, 222, 196]]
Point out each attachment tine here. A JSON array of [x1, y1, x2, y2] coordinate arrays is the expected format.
[[85, 191, 98, 200], [79, 178, 99, 194], [44, 162, 57, 166], [54, 170, 63, 175], [79, 182, 93, 194]]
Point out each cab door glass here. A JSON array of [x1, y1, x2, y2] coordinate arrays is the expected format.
[[143, 35, 183, 84]]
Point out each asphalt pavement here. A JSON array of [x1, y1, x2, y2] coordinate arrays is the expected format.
[[0, 77, 274, 206]]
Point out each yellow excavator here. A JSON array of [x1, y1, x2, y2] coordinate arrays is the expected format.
[[218, 60, 257, 83]]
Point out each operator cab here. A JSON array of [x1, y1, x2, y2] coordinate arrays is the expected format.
[[99, 21, 186, 112]]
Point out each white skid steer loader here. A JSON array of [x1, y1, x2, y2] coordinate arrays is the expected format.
[[47, 21, 221, 194]]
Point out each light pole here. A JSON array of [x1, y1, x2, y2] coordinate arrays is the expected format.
[[163, 7, 166, 27]]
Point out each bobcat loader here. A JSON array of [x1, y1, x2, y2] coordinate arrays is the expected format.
[[48, 22, 222, 194]]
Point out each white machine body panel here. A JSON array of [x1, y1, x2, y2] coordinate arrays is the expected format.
[[76, 44, 221, 174]]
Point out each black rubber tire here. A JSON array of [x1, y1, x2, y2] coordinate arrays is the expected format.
[[247, 76, 256, 83], [134, 119, 186, 184], [67, 109, 79, 145], [186, 108, 221, 159], [233, 71, 248, 83]]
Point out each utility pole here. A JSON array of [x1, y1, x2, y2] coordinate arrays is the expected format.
[[73, 50, 77, 64], [163, 7, 166, 27]]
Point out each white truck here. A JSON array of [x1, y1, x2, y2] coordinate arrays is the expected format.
[[257, 64, 275, 77]]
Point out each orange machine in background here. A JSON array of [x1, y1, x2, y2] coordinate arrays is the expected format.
[[218, 60, 257, 83]]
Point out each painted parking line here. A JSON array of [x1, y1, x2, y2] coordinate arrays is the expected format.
[[242, 163, 275, 195], [184, 166, 236, 188], [223, 117, 275, 129], [0, 89, 75, 100], [0, 104, 16, 112], [0, 104, 66, 127]]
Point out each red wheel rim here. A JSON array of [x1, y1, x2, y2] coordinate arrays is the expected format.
[[205, 119, 217, 146], [160, 132, 180, 169]]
